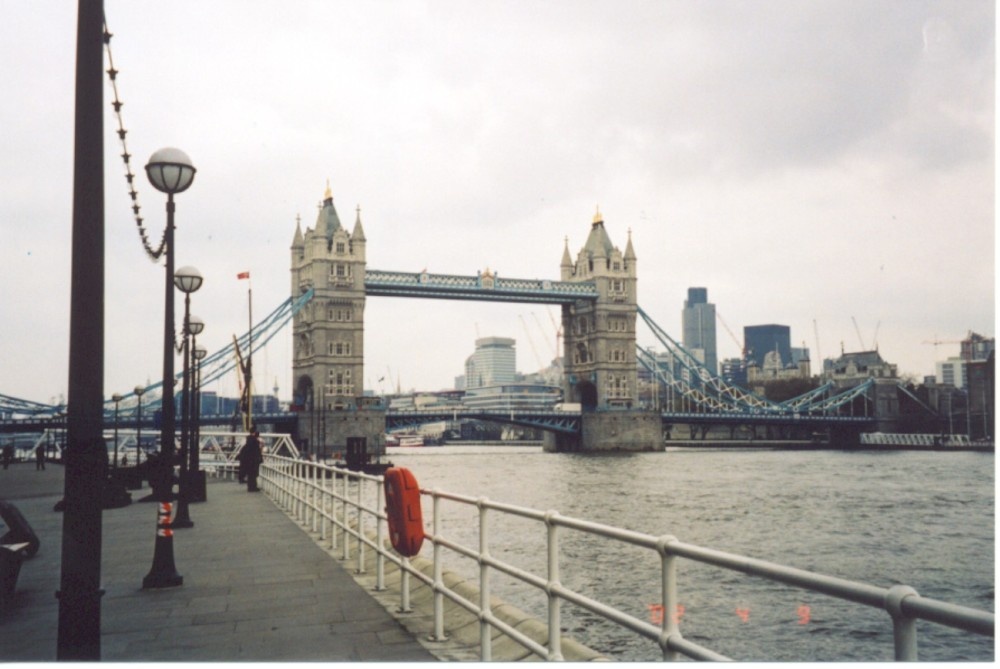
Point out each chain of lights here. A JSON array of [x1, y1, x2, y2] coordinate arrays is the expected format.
[[103, 16, 167, 261]]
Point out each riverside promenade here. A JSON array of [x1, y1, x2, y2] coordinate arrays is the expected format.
[[0, 463, 438, 662]]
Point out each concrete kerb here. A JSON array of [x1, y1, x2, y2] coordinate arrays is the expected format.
[[279, 505, 607, 662]]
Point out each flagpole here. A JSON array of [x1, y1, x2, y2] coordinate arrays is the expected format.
[[237, 271, 253, 432], [247, 276, 253, 431]]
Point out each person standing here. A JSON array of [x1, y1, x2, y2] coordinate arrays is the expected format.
[[244, 429, 263, 492], [2, 444, 13, 470], [35, 444, 45, 470]]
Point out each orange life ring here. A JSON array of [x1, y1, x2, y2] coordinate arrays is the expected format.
[[384, 467, 424, 557]]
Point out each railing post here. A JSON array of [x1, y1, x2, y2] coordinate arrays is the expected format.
[[479, 499, 491, 661], [658, 535, 681, 661], [399, 556, 413, 613], [886, 584, 920, 661], [545, 511, 563, 661], [319, 467, 328, 542], [375, 478, 386, 591], [355, 475, 365, 574], [430, 492, 448, 641], [292, 460, 300, 519], [308, 462, 316, 532], [341, 473, 350, 561], [330, 472, 337, 551]]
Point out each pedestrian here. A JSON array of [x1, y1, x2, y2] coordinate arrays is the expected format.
[[35, 444, 45, 471], [2, 444, 13, 470], [237, 435, 249, 483], [244, 429, 263, 492]]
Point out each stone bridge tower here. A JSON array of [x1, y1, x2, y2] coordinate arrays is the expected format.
[[550, 209, 659, 451], [289, 185, 384, 456]]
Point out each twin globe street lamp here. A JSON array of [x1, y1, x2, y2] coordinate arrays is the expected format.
[[142, 147, 195, 590], [173, 266, 203, 529]]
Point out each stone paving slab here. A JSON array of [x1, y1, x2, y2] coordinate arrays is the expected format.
[[0, 463, 437, 662]]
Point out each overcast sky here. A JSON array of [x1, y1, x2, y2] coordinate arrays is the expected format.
[[1, 1, 994, 405]]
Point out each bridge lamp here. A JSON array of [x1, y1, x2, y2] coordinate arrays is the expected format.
[[111, 393, 123, 471], [173, 269, 203, 530], [133, 385, 145, 467], [184, 314, 205, 503], [192, 343, 208, 499], [142, 148, 196, 590]]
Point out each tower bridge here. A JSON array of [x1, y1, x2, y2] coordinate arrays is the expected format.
[[1, 186, 898, 450], [286, 187, 884, 453]]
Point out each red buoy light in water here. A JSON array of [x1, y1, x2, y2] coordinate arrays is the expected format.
[[384, 467, 425, 557]]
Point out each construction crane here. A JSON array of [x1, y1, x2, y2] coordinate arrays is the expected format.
[[531, 312, 557, 359], [851, 316, 866, 351], [922, 337, 963, 353], [813, 319, 822, 364], [545, 306, 563, 357], [519, 315, 545, 371], [716, 311, 744, 359]]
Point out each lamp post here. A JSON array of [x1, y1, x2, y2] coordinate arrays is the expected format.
[[192, 343, 207, 500], [142, 148, 195, 589], [173, 265, 203, 530], [58, 0, 104, 657], [134, 385, 145, 468], [111, 394, 122, 471]]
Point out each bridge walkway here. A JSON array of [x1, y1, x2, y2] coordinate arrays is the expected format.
[[0, 464, 437, 662]]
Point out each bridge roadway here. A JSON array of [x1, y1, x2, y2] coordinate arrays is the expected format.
[[0, 408, 873, 437], [0, 464, 439, 661]]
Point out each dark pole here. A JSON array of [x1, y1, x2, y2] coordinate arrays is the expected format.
[[190, 339, 204, 501], [174, 294, 193, 528], [135, 389, 143, 465], [58, 0, 105, 659], [112, 397, 120, 471], [142, 193, 182, 588], [246, 282, 253, 430]]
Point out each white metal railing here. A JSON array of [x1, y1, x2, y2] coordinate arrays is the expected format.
[[860, 432, 973, 447], [258, 454, 994, 662], [196, 431, 299, 479]]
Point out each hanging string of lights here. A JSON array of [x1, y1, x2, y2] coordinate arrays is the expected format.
[[103, 15, 166, 261]]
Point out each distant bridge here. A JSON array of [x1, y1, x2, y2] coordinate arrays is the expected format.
[[0, 287, 908, 440]]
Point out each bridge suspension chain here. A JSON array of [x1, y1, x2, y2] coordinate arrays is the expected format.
[[636, 305, 876, 416]]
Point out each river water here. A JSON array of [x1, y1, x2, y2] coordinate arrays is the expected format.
[[385, 445, 994, 662]]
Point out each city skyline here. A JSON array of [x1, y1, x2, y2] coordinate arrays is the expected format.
[[1, 1, 993, 404]]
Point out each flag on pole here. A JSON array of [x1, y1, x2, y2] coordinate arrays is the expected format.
[[237, 271, 250, 280]]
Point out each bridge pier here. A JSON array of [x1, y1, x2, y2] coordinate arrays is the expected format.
[[296, 405, 386, 461], [544, 410, 661, 452]]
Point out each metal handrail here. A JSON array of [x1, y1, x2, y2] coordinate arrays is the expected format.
[[259, 454, 994, 662]]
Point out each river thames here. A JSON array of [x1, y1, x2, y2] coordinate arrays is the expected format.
[[386, 445, 994, 662]]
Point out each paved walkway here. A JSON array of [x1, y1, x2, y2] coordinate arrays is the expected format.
[[0, 462, 437, 661]]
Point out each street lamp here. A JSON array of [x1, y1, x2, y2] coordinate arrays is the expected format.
[[192, 343, 207, 501], [111, 393, 122, 471], [173, 266, 203, 530], [142, 147, 195, 590], [133, 385, 145, 468]]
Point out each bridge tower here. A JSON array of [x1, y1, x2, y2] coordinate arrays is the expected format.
[[289, 184, 385, 457], [550, 209, 660, 451]]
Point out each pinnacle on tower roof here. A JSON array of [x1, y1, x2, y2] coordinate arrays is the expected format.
[[583, 207, 614, 258], [316, 181, 342, 238], [352, 204, 366, 242], [624, 227, 636, 260], [561, 236, 573, 267], [291, 213, 304, 248]]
